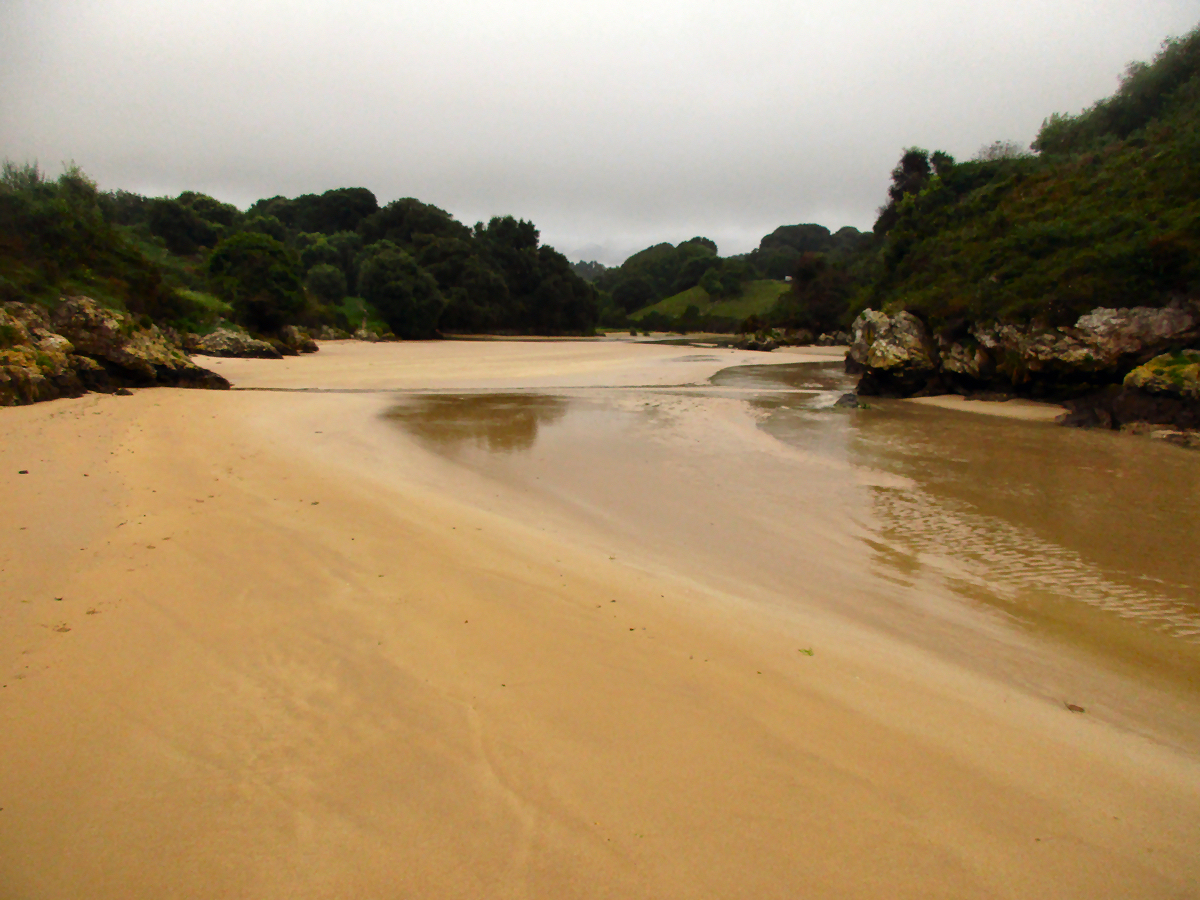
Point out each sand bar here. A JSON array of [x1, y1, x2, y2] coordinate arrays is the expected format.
[[1, 340, 1197, 899]]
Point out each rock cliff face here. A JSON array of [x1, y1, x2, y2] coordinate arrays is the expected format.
[[846, 304, 1200, 430], [846, 310, 940, 396], [1, 297, 228, 407]]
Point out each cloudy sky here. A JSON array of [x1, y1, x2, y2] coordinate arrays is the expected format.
[[3, 1, 1199, 263]]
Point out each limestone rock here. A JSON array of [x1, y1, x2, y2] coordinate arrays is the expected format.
[[191, 327, 283, 359], [734, 333, 778, 351], [848, 310, 939, 395], [280, 325, 319, 353], [0, 304, 86, 405], [313, 325, 351, 340], [267, 337, 299, 357], [971, 305, 1200, 384], [51, 295, 227, 390], [940, 341, 994, 382], [1, 297, 228, 405], [1150, 429, 1200, 450], [353, 327, 381, 342], [849, 311, 938, 372], [817, 330, 852, 346], [1124, 350, 1200, 400]]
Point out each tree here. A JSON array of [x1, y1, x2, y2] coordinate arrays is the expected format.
[[359, 198, 471, 247], [148, 198, 218, 255], [304, 263, 347, 304], [358, 243, 445, 338], [874, 147, 954, 235], [240, 214, 288, 243], [207, 232, 305, 332]]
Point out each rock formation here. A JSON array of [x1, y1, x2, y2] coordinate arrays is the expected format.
[[846, 305, 1200, 434], [846, 310, 940, 396], [187, 328, 283, 359], [1, 297, 228, 406], [280, 325, 319, 354]]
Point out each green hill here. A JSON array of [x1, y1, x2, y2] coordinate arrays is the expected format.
[[630, 280, 790, 322], [863, 24, 1200, 328]]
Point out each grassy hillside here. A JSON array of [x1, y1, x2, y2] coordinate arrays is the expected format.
[[630, 280, 790, 322], [863, 24, 1200, 328]]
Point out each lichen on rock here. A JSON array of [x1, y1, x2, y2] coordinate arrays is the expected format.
[[1, 296, 228, 406], [189, 327, 283, 359], [1124, 350, 1200, 400]]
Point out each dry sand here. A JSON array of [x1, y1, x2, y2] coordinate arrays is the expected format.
[[1, 340, 1197, 899]]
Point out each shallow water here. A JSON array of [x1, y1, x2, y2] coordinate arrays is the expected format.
[[387, 361, 1200, 713]]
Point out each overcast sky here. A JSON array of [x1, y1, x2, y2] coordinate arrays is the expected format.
[[3, 0, 1199, 264]]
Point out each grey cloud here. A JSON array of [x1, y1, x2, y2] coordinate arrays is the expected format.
[[4, 0, 1199, 264]]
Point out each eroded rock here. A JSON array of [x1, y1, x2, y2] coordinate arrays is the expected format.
[[971, 305, 1200, 387], [190, 328, 283, 359], [280, 325, 319, 353], [1124, 350, 1200, 400], [52, 296, 227, 389], [848, 310, 939, 395], [1, 297, 228, 406]]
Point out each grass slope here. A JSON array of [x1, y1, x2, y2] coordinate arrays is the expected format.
[[630, 280, 790, 321], [866, 26, 1200, 327]]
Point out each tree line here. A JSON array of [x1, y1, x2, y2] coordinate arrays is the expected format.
[[1, 175, 598, 340], [3, 23, 1195, 343]]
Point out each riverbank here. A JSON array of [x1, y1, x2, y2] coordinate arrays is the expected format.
[[2, 341, 1197, 899]]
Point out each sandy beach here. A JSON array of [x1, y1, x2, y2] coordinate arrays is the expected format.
[[2, 339, 1198, 899]]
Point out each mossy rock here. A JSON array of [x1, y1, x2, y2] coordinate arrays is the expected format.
[[1124, 349, 1200, 399]]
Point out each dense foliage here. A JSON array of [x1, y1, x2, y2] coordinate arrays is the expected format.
[[4, 23, 1195, 343], [0, 163, 197, 323], [0, 172, 598, 339], [860, 24, 1200, 328]]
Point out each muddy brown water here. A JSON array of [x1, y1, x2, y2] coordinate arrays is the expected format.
[[386, 361, 1200, 745]]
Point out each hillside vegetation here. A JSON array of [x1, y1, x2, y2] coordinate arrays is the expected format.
[[4, 24, 1197, 345], [861, 24, 1200, 329], [0, 168, 599, 340], [630, 281, 791, 329]]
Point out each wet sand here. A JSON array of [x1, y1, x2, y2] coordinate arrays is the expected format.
[[2, 340, 1198, 898], [906, 393, 1067, 421]]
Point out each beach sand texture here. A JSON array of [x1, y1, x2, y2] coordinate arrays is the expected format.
[[1, 340, 1197, 899]]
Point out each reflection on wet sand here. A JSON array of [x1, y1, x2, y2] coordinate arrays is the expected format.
[[386, 394, 568, 454], [387, 362, 1200, 705]]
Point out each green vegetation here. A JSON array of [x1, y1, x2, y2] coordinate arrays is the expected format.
[[0, 170, 599, 339], [603, 223, 866, 332], [860, 24, 1200, 328], [630, 280, 790, 324], [0, 163, 201, 323], [5, 24, 1196, 345], [622, 23, 1200, 338]]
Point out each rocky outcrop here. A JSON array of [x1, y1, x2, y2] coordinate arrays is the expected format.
[[817, 330, 852, 346], [312, 325, 351, 340], [1, 297, 228, 406], [52, 296, 226, 389], [1124, 349, 1200, 400], [848, 303, 1200, 401], [189, 327, 283, 359], [0, 305, 88, 404], [734, 332, 778, 352], [280, 325, 319, 354], [967, 305, 1200, 391], [847, 310, 940, 396], [1060, 350, 1200, 432]]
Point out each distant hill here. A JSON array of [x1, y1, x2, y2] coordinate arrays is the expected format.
[[629, 280, 790, 327]]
